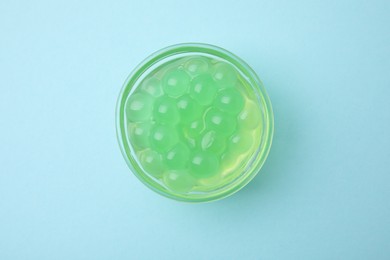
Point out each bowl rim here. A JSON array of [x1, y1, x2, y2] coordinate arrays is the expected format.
[[116, 43, 274, 203]]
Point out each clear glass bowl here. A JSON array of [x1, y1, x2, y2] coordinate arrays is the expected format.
[[116, 43, 274, 202]]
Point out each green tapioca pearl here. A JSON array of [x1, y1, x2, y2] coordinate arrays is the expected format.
[[238, 100, 261, 130], [213, 62, 237, 88], [127, 122, 152, 149], [176, 95, 202, 123], [205, 108, 237, 136], [162, 69, 190, 97], [214, 88, 244, 115], [199, 130, 226, 155], [228, 131, 253, 154], [125, 93, 154, 122], [189, 151, 219, 178], [220, 152, 241, 175], [139, 149, 164, 178], [163, 170, 195, 193], [165, 142, 190, 169], [140, 77, 162, 97], [150, 125, 178, 152], [189, 74, 218, 106], [153, 96, 180, 125], [185, 57, 209, 76]]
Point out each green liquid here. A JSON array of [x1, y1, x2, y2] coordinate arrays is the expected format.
[[125, 56, 262, 194]]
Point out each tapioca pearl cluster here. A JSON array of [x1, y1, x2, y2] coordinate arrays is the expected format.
[[124, 56, 252, 193], [219, 97, 263, 180], [126, 79, 159, 123]]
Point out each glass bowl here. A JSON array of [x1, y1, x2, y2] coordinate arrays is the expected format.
[[116, 43, 273, 202]]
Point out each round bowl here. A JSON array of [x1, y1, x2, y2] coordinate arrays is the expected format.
[[116, 43, 273, 202]]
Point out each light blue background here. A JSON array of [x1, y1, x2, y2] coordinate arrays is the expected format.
[[1, 0, 389, 259]]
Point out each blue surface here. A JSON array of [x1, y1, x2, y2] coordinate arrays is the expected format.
[[1, 0, 389, 259]]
